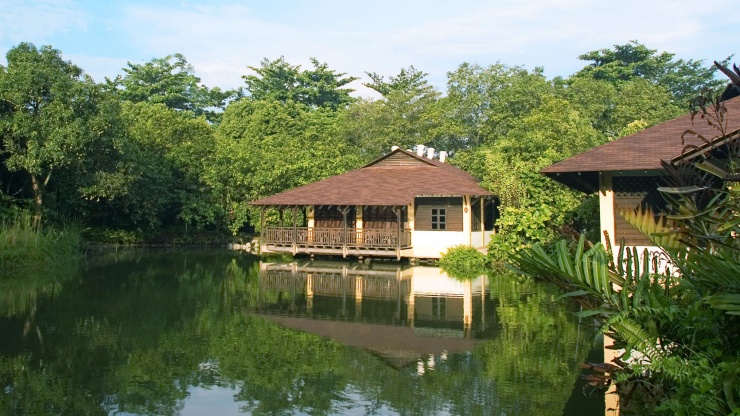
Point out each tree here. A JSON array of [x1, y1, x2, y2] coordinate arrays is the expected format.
[[243, 57, 357, 110], [575, 41, 729, 104], [79, 101, 217, 231], [445, 63, 555, 148], [449, 94, 602, 267], [107, 53, 237, 123], [212, 99, 361, 234], [364, 65, 433, 97], [0, 43, 114, 226], [341, 66, 450, 160]]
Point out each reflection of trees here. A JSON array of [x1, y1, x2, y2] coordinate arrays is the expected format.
[[0, 251, 599, 415], [474, 274, 595, 416]]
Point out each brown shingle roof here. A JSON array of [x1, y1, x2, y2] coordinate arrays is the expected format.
[[542, 96, 740, 192], [251, 149, 493, 206]]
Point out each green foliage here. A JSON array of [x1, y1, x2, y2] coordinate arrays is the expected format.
[[342, 66, 447, 160], [78, 101, 218, 231], [510, 180, 740, 413], [212, 98, 361, 234], [0, 212, 81, 277], [243, 56, 357, 110], [445, 62, 554, 148], [0, 42, 117, 225], [452, 93, 602, 268], [0, 40, 725, 246], [439, 244, 487, 280], [476, 274, 594, 416], [575, 40, 728, 104], [107, 53, 238, 123]]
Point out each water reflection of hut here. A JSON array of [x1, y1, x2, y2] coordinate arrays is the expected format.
[[256, 261, 495, 367]]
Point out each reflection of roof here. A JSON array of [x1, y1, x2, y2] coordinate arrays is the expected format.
[[541, 96, 740, 193], [261, 314, 480, 368], [251, 149, 493, 206]]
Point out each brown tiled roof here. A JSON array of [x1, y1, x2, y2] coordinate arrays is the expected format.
[[251, 149, 493, 206], [542, 96, 740, 192]]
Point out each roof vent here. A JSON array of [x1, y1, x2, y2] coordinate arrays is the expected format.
[[426, 147, 435, 159], [439, 151, 447, 163], [416, 144, 425, 157]]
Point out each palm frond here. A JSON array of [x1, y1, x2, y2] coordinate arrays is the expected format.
[[618, 205, 686, 252]]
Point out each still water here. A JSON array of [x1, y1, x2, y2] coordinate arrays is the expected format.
[[0, 249, 604, 415]]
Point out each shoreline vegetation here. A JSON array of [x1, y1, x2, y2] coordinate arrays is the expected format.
[[0, 214, 82, 278]]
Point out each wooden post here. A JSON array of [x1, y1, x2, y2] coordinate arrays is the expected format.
[[356, 205, 363, 247], [307, 206, 314, 243], [279, 207, 284, 227], [480, 197, 485, 241], [260, 206, 265, 253], [292, 206, 298, 254], [340, 206, 350, 258], [394, 206, 402, 260]]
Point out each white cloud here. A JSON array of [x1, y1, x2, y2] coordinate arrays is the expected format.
[[3, 0, 734, 94], [0, 0, 87, 45]]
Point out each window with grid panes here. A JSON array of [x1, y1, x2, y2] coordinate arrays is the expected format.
[[431, 208, 446, 230]]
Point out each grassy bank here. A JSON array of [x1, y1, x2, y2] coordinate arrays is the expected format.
[[0, 214, 82, 277]]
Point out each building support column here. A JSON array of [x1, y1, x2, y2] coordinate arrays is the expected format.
[[340, 206, 350, 258], [599, 172, 616, 248], [292, 206, 298, 254], [480, 198, 486, 245], [307, 206, 315, 243], [393, 206, 402, 260], [356, 205, 363, 246], [259, 206, 266, 253], [407, 202, 415, 255], [600, 171, 619, 416], [463, 195, 472, 246]]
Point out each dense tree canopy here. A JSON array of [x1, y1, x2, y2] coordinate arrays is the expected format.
[[0, 40, 729, 243], [0, 43, 117, 226], [242, 56, 358, 110], [575, 40, 729, 104], [213, 98, 361, 234], [107, 53, 238, 122], [342, 66, 446, 160]]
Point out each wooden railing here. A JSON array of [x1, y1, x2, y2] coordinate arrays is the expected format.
[[262, 227, 411, 249]]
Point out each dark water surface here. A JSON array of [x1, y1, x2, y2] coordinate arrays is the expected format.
[[0, 249, 604, 415]]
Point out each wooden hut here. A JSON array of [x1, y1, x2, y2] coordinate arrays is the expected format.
[[251, 148, 496, 259], [541, 96, 740, 250]]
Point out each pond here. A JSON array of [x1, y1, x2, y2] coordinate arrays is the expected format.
[[0, 249, 604, 415]]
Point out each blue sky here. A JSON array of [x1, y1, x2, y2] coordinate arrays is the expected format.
[[1, 0, 737, 97]]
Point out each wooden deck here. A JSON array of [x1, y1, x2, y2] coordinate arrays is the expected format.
[[261, 227, 412, 258]]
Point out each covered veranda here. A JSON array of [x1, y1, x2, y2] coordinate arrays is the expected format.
[[257, 204, 412, 259]]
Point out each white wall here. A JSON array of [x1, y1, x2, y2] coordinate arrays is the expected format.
[[411, 231, 468, 259], [471, 232, 483, 248]]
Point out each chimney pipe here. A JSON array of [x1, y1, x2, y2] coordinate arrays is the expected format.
[[416, 145, 425, 157], [439, 151, 447, 163], [426, 147, 435, 159]]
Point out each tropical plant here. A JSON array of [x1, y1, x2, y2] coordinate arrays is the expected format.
[[508, 93, 740, 415], [439, 244, 487, 280]]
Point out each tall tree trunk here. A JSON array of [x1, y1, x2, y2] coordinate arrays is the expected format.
[[30, 173, 45, 229], [31, 170, 51, 230]]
